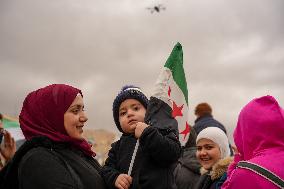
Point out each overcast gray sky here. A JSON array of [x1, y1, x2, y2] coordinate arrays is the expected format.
[[1, 0, 284, 142]]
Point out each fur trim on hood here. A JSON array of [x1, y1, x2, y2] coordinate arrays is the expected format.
[[200, 156, 233, 180]]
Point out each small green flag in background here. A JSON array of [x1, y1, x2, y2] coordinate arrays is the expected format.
[[2, 115, 24, 141], [3, 118, 20, 128], [152, 42, 190, 146]]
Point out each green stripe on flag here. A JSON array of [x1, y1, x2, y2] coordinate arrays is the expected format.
[[164, 42, 188, 105], [3, 118, 20, 128]]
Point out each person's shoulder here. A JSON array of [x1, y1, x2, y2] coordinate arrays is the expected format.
[[111, 135, 129, 146], [119, 134, 137, 141], [224, 167, 264, 188], [193, 116, 210, 127], [110, 135, 135, 148], [18, 147, 77, 188], [24, 146, 52, 157], [200, 115, 214, 121], [20, 147, 59, 167]]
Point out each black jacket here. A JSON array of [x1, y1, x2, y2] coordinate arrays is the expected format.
[[0, 137, 106, 189], [102, 97, 182, 189], [194, 173, 216, 189], [174, 147, 201, 189], [193, 115, 227, 135]]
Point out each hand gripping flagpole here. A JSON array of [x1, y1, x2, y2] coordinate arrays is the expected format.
[[127, 139, 139, 175]]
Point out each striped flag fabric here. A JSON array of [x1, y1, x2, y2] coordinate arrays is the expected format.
[[152, 42, 190, 146], [2, 115, 25, 141]]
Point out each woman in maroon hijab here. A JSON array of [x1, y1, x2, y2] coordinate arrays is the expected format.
[[0, 84, 106, 189]]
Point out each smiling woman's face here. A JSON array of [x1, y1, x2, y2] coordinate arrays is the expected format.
[[64, 94, 88, 139], [196, 138, 221, 170]]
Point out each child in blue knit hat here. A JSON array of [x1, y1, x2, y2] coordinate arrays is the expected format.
[[102, 85, 181, 189]]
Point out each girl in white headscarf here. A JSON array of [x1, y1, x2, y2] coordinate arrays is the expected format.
[[194, 127, 232, 189]]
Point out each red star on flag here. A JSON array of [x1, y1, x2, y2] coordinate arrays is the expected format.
[[168, 86, 171, 97], [172, 101, 184, 118], [180, 122, 191, 140]]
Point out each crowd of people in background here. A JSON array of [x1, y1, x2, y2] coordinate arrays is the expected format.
[[1, 84, 284, 189]]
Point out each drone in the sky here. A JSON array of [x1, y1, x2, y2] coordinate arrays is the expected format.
[[147, 4, 166, 13]]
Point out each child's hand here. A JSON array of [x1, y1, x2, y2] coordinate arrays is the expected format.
[[134, 122, 149, 138], [115, 174, 132, 189]]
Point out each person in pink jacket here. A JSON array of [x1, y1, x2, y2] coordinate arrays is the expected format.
[[222, 95, 284, 189]]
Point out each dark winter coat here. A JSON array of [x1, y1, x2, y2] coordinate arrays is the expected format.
[[0, 136, 106, 189], [102, 97, 182, 189], [193, 115, 227, 135], [174, 147, 201, 189], [194, 157, 232, 189]]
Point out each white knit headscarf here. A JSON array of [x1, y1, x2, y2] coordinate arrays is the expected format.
[[196, 127, 230, 159]]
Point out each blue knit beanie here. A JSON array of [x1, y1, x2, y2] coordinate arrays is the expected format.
[[112, 85, 149, 133]]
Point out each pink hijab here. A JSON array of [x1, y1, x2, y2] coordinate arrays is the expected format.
[[19, 84, 95, 157], [222, 95, 284, 188], [234, 95, 284, 161]]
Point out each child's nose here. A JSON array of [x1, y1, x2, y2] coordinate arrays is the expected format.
[[127, 110, 135, 117]]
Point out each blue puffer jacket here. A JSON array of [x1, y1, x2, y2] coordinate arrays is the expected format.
[[193, 115, 227, 135]]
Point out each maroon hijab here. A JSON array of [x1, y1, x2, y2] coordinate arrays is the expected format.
[[19, 84, 95, 157]]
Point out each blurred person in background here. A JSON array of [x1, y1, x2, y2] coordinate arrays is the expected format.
[[193, 103, 227, 135]]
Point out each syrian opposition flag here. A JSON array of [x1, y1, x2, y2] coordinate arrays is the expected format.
[[152, 42, 190, 146], [127, 43, 190, 175], [2, 115, 25, 141]]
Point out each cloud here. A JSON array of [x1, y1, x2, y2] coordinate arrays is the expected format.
[[1, 0, 284, 142]]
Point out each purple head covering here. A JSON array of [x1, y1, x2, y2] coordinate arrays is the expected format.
[[19, 84, 94, 157]]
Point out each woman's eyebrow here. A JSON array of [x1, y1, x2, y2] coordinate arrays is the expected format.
[[204, 144, 215, 147], [69, 104, 84, 109]]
